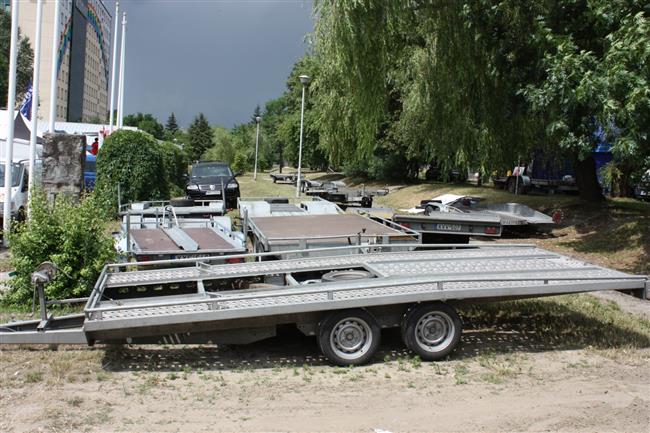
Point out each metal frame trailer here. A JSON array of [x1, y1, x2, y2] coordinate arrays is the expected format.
[[239, 197, 420, 257], [1, 244, 647, 365], [269, 173, 297, 184], [391, 212, 502, 243], [118, 201, 245, 262]]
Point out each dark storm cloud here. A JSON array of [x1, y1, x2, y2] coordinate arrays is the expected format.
[[106, 0, 313, 127]]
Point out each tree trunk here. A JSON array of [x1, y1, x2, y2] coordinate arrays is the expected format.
[[614, 162, 632, 198], [574, 155, 604, 202]]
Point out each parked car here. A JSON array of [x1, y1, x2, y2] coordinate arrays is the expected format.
[[185, 161, 241, 208], [0, 158, 40, 223], [84, 152, 96, 191]]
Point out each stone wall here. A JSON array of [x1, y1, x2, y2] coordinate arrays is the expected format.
[[42, 133, 86, 202]]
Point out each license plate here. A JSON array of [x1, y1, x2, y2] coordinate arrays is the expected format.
[[206, 190, 221, 195], [436, 223, 462, 232], [173, 254, 211, 260]]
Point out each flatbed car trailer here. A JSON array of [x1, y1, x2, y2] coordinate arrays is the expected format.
[[1, 244, 647, 365], [390, 212, 502, 243], [269, 173, 297, 184], [239, 197, 420, 256]]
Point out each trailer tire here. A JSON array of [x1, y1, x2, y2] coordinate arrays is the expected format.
[[318, 309, 380, 366], [361, 196, 373, 208], [401, 303, 461, 361]]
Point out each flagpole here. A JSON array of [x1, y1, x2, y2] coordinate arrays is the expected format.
[[47, 0, 61, 132], [116, 12, 126, 129], [3, 0, 20, 246], [108, 1, 119, 132], [28, 0, 44, 219]]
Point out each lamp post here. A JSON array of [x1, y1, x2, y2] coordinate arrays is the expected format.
[[295, 74, 310, 197], [253, 116, 261, 181]]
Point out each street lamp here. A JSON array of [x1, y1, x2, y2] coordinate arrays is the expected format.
[[296, 74, 311, 197], [253, 116, 261, 181]]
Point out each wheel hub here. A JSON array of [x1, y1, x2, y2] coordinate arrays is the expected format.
[[415, 312, 454, 351], [330, 318, 373, 360]]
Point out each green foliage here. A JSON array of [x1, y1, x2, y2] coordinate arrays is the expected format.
[[232, 151, 249, 174], [186, 113, 214, 161], [164, 112, 181, 142], [123, 113, 165, 140], [159, 141, 188, 191], [309, 0, 650, 195], [0, 10, 34, 104], [95, 129, 168, 211], [165, 112, 179, 134], [4, 190, 116, 305], [203, 126, 236, 163]]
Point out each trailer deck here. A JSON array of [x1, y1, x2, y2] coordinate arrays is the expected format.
[[2, 244, 646, 365], [239, 198, 420, 254]]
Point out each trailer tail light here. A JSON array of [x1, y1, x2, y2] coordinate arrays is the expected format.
[[484, 226, 498, 235], [552, 210, 564, 224], [139, 255, 151, 262], [400, 222, 411, 229], [225, 257, 244, 264]]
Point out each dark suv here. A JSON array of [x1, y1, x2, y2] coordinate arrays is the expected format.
[[185, 161, 241, 208]]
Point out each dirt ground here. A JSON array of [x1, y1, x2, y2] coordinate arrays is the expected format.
[[1, 176, 649, 433], [1, 295, 649, 433]]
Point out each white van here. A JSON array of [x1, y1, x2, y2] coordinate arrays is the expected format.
[[0, 159, 42, 223]]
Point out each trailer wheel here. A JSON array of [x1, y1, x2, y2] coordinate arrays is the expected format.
[[318, 309, 380, 366], [401, 303, 461, 361]]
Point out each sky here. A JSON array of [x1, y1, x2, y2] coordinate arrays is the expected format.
[[105, 0, 314, 128]]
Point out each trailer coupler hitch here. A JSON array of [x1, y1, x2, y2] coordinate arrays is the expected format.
[[31, 261, 58, 330]]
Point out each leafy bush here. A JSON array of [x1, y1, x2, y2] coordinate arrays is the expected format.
[[232, 151, 249, 174], [159, 141, 188, 195], [4, 190, 116, 305], [95, 130, 168, 211]]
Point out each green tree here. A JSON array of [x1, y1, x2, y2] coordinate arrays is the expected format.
[[95, 129, 168, 209], [1, 10, 34, 105], [186, 113, 214, 162], [311, 0, 650, 196], [165, 112, 179, 134], [203, 126, 235, 163], [123, 112, 165, 140]]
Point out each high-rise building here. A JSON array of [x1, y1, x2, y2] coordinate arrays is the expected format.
[[11, 0, 112, 123]]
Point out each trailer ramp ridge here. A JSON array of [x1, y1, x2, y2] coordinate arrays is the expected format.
[[82, 245, 647, 335]]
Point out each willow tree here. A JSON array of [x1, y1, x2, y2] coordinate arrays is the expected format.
[[312, 0, 649, 198], [313, 0, 538, 179]]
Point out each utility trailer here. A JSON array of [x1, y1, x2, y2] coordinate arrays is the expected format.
[[415, 194, 558, 232], [302, 180, 388, 209], [1, 244, 647, 366], [269, 173, 297, 184], [239, 197, 420, 256], [117, 201, 246, 262], [391, 212, 502, 243], [347, 198, 503, 244]]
